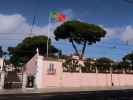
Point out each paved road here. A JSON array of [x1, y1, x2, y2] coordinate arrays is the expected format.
[[0, 86, 133, 100], [0, 90, 133, 100]]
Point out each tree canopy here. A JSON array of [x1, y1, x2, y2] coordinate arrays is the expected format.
[[96, 57, 114, 72], [123, 52, 133, 64], [8, 35, 59, 66], [122, 52, 133, 71], [54, 20, 106, 59]]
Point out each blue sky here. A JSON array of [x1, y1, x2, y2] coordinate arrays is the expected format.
[[0, 0, 133, 61]]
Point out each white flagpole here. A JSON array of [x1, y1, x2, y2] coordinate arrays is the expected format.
[[46, 13, 51, 57]]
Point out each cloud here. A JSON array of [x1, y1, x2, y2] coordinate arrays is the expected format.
[[1, 10, 133, 48], [0, 14, 57, 37], [0, 14, 29, 34], [102, 25, 133, 44], [0, 14, 28, 47], [121, 25, 133, 43], [103, 27, 122, 38], [0, 9, 74, 48], [0, 14, 57, 48]]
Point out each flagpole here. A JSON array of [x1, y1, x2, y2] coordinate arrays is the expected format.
[[46, 11, 65, 57], [47, 13, 51, 57]]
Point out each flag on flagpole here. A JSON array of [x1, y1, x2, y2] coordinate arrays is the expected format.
[[47, 10, 66, 57], [50, 10, 66, 23]]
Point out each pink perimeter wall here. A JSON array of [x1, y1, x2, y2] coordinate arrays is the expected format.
[[24, 55, 133, 88], [42, 73, 133, 88]]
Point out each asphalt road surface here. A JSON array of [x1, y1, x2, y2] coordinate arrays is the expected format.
[[0, 89, 133, 100], [1, 86, 133, 100], [0, 93, 133, 100]]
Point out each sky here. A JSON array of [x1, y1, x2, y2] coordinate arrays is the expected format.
[[0, 0, 133, 61]]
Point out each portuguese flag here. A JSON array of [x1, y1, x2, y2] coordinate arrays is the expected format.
[[50, 10, 66, 22]]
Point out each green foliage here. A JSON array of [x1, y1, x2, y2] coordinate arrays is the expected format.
[[122, 52, 133, 72], [123, 52, 133, 64], [55, 21, 106, 44], [82, 58, 96, 73], [113, 61, 126, 73], [54, 20, 106, 58], [8, 35, 59, 66], [96, 57, 114, 72], [63, 58, 80, 72]]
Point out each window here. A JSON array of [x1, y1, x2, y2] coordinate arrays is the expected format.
[[48, 63, 56, 75]]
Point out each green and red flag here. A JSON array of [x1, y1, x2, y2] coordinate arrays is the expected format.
[[50, 10, 66, 23]]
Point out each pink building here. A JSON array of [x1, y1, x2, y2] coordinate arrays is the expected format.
[[23, 51, 133, 89]]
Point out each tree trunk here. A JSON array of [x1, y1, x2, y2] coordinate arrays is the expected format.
[[71, 40, 80, 57], [80, 41, 87, 59]]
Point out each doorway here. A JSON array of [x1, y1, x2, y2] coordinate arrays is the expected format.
[[26, 76, 35, 88]]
